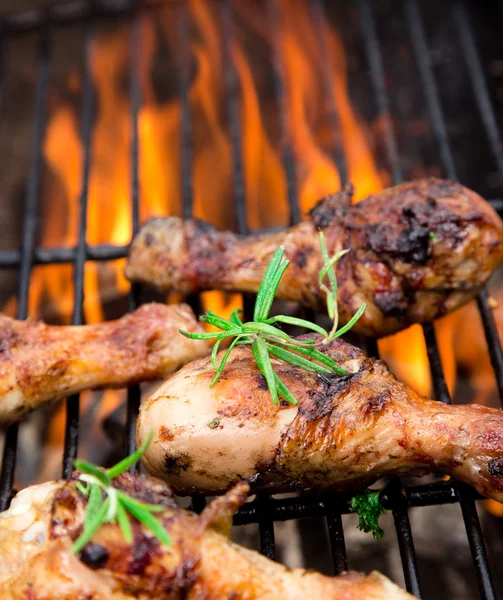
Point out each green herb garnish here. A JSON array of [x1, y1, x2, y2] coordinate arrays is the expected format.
[[71, 431, 170, 554], [350, 488, 386, 540], [179, 232, 366, 406]]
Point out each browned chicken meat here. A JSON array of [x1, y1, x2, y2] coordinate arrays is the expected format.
[[0, 474, 413, 599], [137, 334, 503, 500], [0, 303, 209, 425], [126, 178, 503, 337]]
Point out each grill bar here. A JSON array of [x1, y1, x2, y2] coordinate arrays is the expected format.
[[326, 501, 348, 574], [477, 289, 503, 400], [267, 0, 300, 226], [358, 0, 403, 184], [310, 0, 348, 185], [222, 0, 248, 235], [0, 244, 129, 266], [125, 12, 142, 460], [0, 30, 51, 510], [177, 2, 194, 219], [233, 480, 475, 526], [451, 0, 503, 408], [357, 1, 423, 594], [0, 186, 497, 266], [61, 27, 95, 477], [457, 484, 497, 600], [388, 479, 423, 597], [0, 0, 166, 35], [405, 0, 458, 181], [422, 323, 451, 404], [452, 1, 503, 181]]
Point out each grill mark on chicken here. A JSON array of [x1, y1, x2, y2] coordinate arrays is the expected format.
[[126, 178, 503, 336], [0, 475, 414, 599], [137, 335, 503, 501], [0, 303, 209, 425], [489, 458, 503, 477], [163, 452, 193, 475]]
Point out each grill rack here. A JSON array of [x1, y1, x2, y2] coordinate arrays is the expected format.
[[0, 1, 501, 598]]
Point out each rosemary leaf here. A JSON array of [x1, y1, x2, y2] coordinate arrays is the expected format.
[[265, 315, 328, 337], [84, 484, 103, 531], [73, 460, 111, 487], [72, 497, 111, 555], [274, 341, 346, 375], [265, 343, 332, 374], [210, 336, 244, 387], [319, 249, 349, 285], [116, 501, 133, 544], [178, 328, 242, 340], [105, 489, 118, 522], [272, 372, 298, 405], [200, 311, 235, 331], [230, 308, 243, 326], [254, 247, 286, 322], [115, 490, 165, 513], [119, 495, 171, 546], [242, 321, 291, 341], [326, 294, 336, 322], [319, 232, 338, 292], [211, 338, 223, 370], [259, 259, 290, 321], [107, 430, 153, 479], [252, 338, 279, 405], [333, 303, 367, 339]]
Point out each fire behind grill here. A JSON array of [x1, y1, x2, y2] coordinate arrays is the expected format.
[[0, 1, 502, 598]]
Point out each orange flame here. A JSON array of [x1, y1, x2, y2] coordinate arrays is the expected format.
[[10, 0, 467, 469]]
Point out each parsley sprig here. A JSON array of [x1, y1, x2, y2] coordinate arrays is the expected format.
[[71, 431, 170, 554], [179, 232, 366, 406], [350, 488, 387, 540]]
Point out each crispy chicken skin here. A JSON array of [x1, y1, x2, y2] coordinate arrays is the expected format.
[[126, 178, 503, 337], [0, 303, 209, 425], [0, 475, 413, 599], [137, 334, 503, 500]]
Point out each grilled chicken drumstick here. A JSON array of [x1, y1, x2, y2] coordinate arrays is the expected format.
[[138, 334, 503, 501], [0, 474, 413, 599], [0, 303, 208, 424], [126, 178, 503, 337]]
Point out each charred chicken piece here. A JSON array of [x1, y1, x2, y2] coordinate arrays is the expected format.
[[137, 334, 503, 501], [0, 475, 414, 600], [126, 178, 503, 337], [0, 303, 209, 425]]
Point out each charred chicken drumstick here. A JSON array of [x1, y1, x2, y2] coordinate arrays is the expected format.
[[0, 303, 208, 425], [138, 334, 503, 501], [0, 474, 413, 599], [126, 178, 503, 337]]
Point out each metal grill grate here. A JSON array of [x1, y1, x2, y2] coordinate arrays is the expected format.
[[0, 1, 502, 598]]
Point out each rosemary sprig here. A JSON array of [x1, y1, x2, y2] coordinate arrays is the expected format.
[[179, 232, 366, 405], [71, 431, 170, 554]]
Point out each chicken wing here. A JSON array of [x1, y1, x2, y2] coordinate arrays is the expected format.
[[137, 334, 503, 501], [0, 474, 413, 599], [126, 178, 503, 336], [0, 303, 209, 424]]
